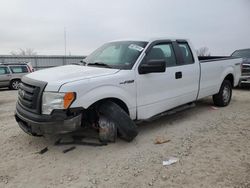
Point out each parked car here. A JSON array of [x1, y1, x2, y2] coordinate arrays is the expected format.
[[15, 38, 241, 142], [231, 48, 250, 86], [0, 62, 34, 90]]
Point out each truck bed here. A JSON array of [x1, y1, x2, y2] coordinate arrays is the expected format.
[[198, 56, 239, 62], [197, 57, 242, 99]]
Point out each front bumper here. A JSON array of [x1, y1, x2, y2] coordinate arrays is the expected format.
[[15, 103, 82, 136], [239, 76, 250, 85]]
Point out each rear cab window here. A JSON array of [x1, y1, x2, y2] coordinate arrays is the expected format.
[[177, 42, 194, 65], [0, 67, 10, 75], [9, 66, 29, 73]]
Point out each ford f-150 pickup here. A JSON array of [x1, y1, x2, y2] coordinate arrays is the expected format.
[[15, 38, 242, 142]]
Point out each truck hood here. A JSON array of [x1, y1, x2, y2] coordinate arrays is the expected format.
[[25, 65, 120, 91]]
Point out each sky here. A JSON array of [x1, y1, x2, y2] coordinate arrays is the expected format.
[[0, 0, 249, 56]]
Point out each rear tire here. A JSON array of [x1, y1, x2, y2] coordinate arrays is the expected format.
[[10, 79, 20, 90], [213, 80, 232, 107], [98, 101, 138, 142]]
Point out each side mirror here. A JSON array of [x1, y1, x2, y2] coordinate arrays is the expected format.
[[138, 59, 166, 74]]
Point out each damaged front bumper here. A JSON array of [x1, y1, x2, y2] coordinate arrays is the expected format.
[[15, 103, 82, 136]]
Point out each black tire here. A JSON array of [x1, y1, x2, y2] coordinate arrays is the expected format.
[[98, 101, 138, 142], [213, 80, 232, 107], [9, 79, 20, 90], [238, 81, 242, 88]]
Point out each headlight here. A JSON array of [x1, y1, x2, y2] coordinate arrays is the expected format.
[[42, 92, 76, 115]]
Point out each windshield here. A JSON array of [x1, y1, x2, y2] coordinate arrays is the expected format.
[[231, 49, 250, 58], [85, 41, 148, 69]]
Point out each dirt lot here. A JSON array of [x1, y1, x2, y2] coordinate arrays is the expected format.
[[0, 87, 249, 188]]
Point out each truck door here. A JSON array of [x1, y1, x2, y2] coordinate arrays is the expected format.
[[136, 40, 200, 120], [0, 66, 11, 87]]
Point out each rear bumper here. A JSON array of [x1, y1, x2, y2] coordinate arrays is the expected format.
[[15, 103, 82, 136]]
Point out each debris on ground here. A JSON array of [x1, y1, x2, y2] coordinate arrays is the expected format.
[[162, 157, 179, 166], [154, 137, 170, 144], [37, 147, 48, 155], [210, 106, 219, 110], [161, 175, 168, 181], [63, 146, 76, 153], [0, 175, 10, 184], [54, 135, 107, 147]]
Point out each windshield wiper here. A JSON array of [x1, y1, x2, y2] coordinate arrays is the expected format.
[[88, 62, 111, 68]]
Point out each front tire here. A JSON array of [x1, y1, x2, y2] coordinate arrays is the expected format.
[[98, 101, 138, 142], [213, 80, 232, 107], [9, 79, 20, 90], [98, 115, 117, 143]]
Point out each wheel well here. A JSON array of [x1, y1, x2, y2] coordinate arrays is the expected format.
[[224, 74, 234, 86], [88, 98, 130, 115], [11, 78, 21, 82]]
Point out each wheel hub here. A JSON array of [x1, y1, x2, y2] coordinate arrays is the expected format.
[[12, 81, 20, 90]]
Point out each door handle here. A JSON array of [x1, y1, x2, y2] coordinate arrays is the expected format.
[[175, 72, 182, 79]]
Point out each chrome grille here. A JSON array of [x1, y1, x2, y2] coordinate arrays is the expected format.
[[17, 77, 47, 114], [242, 64, 250, 76], [18, 82, 40, 111]]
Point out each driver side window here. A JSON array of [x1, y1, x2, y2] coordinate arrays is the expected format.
[[146, 43, 177, 67]]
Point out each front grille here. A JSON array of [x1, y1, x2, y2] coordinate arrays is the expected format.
[[242, 64, 250, 76], [18, 82, 40, 110], [18, 77, 47, 114]]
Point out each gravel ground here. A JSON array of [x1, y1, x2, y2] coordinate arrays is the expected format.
[[0, 87, 249, 188]]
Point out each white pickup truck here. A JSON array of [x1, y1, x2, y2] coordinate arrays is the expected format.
[[15, 38, 241, 142]]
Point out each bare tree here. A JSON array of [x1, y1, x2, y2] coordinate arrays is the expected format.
[[196, 47, 211, 56], [10, 48, 37, 56]]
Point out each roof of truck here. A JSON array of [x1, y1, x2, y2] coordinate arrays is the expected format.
[[110, 37, 188, 43]]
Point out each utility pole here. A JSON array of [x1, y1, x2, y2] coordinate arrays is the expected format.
[[64, 27, 67, 56]]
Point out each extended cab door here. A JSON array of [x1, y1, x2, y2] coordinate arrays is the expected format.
[[136, 40, 200, 120], [0, 66, 11, 87]]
